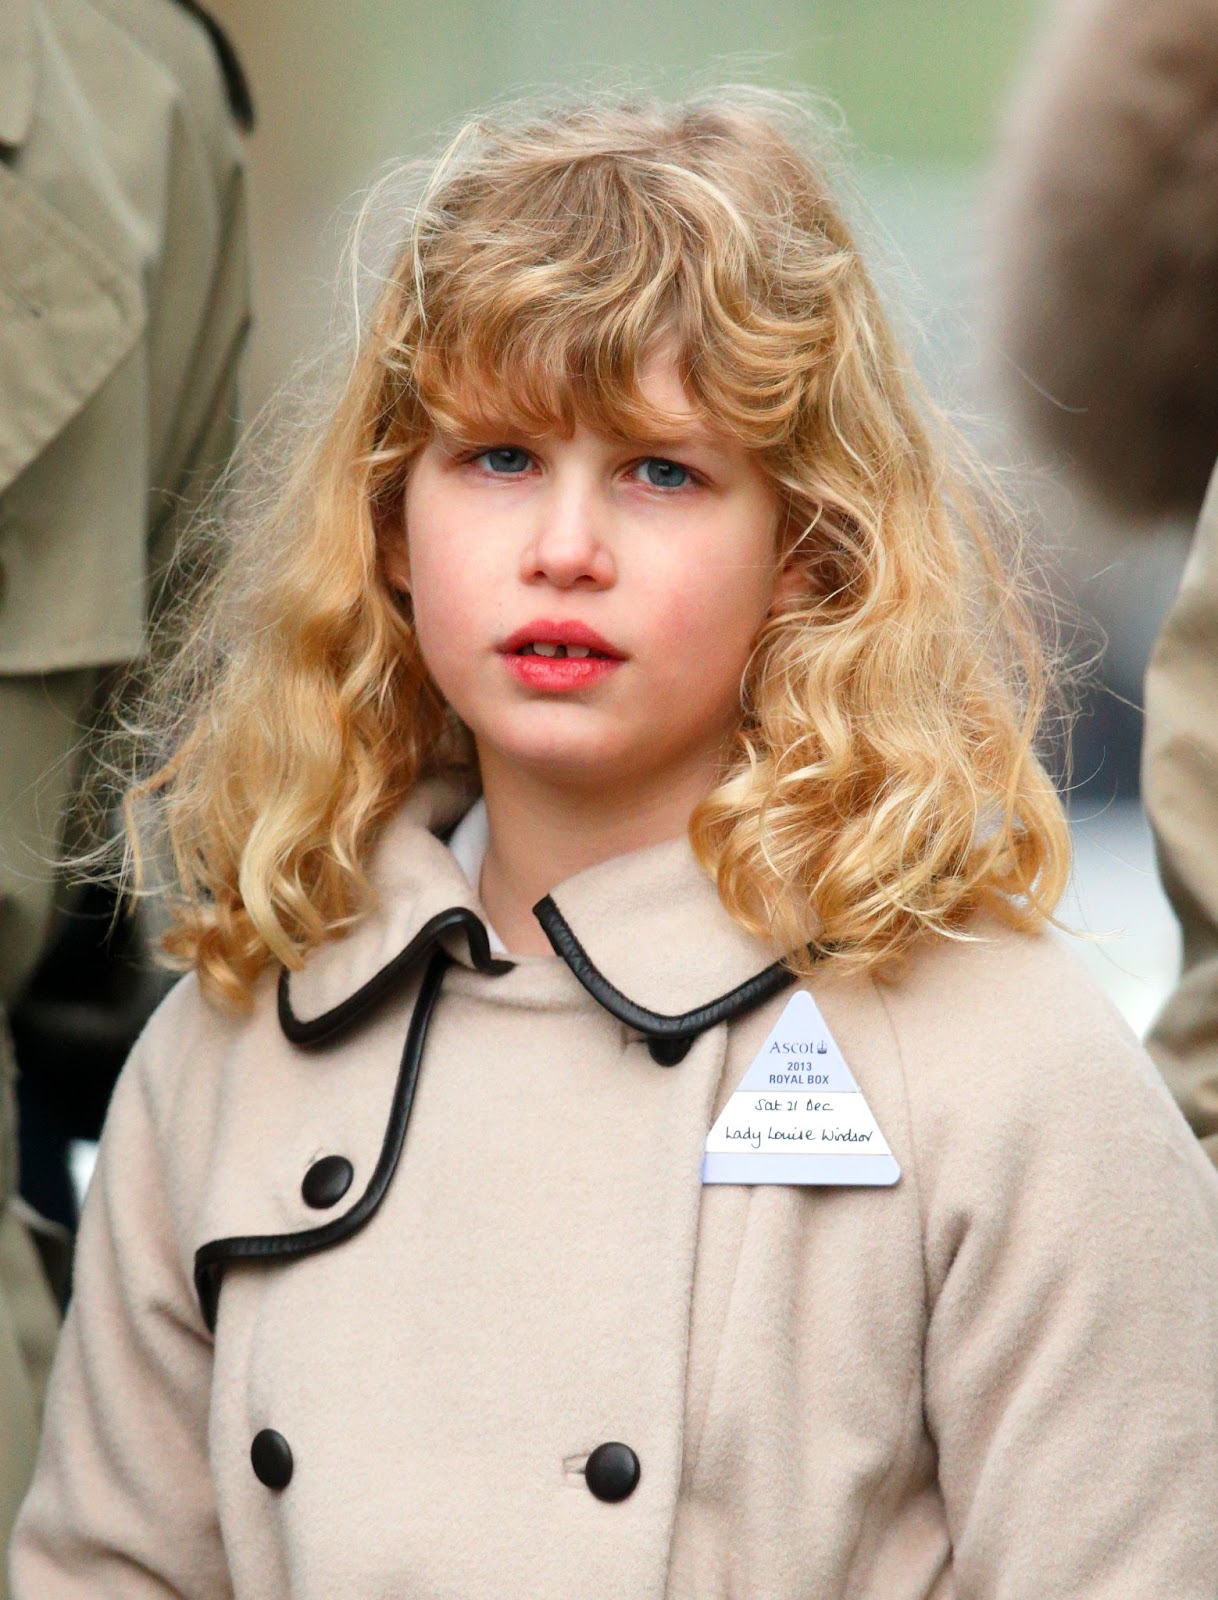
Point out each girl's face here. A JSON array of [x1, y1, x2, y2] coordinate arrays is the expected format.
[[391, 354, 802, 794]]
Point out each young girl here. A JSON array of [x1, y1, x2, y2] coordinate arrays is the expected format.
[[10, 89, 1218, 1598]]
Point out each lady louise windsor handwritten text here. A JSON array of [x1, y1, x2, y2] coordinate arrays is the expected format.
[[717, 1096, 878, 1151], [701, 989, 902, 1185]]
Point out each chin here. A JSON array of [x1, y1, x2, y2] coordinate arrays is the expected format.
[[480, 720, 642, 784]]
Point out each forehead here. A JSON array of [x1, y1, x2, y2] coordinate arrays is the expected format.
[[426, 346, 726, 452], [631, 352, 698, 421], [397, 129, 816, 463]]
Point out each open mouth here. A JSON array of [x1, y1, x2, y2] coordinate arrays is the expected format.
[[499, 620, 625, 660], [502, 633, 624, 692], [515, 642, 611, 659]]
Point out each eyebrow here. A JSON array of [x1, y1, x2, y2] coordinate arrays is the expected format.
[[634, 432, 719, 452], [431, 420, 723, 453], [432, 422, 541, 450]]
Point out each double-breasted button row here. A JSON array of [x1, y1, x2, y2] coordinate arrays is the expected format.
[[249, 1430, 640, 1502]]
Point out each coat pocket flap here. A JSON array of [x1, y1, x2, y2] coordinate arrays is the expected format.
[[0, 163, 144, 495]]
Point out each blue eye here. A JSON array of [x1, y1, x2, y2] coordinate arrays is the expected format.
[[637, 457, 690, 489], [477, 447, 531, 474]]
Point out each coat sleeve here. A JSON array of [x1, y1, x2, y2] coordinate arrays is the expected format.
[[7, 995, 232, 1598], [894, 931, 1218, 1597], [1143, 462, 1218, 1167]]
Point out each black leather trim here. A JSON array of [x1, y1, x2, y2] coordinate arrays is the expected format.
[[532, 894, 802, 1063], [278, 906, 514, 1048], [194, 946, 450, 1333]]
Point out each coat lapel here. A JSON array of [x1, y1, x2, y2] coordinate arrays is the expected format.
[[285, 771, 798, 1044], [284, 771, 488, 1029], [540, 832, 784, 1015]]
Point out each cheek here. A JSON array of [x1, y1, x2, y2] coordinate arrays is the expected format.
[[650, 550, 772, 666], [410, 548, 476, 638], [401, 488, 485, 692], [638, 587, 757, 733], [637, 520, 776, 718]]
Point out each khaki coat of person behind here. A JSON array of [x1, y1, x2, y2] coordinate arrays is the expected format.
[[0, 0, 250, 1575], [984, 0, 1218, 1161], [1144, 475, 1218, 1161]]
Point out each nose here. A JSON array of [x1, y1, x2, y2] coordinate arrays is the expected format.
[[521, 471, 616, 591]]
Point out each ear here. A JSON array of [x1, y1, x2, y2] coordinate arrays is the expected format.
[[769, 557, 805, 615], [383, 533, 411, 597]]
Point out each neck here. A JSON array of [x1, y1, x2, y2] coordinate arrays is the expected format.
[[475, 750, 720, 958]]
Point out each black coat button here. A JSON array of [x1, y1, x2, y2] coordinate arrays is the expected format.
[[301, 1155, 354, 1209], [648, 1034, 692, 1066], [584, 1441, 640, 1502], [250, 1428, 293, 1490]]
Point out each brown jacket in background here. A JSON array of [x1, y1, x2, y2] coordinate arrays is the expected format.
[[11, 774, 1218, 1597], [985, 0, 1218, 1165]]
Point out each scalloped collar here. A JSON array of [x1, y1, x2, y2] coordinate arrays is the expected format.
[[283, 771, 799, 1042]]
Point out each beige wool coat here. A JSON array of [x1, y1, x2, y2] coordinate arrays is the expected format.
[[10, 773, 1218, 1597]]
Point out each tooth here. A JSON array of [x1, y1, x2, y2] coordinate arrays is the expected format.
[[566, 645, 591, 658], [533, 641, 561, 657]]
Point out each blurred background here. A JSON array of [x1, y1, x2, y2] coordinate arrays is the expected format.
[[204, 0, 1057, 408], [207, 0, 1181, 1018], [59, 0, 1189, 1200]]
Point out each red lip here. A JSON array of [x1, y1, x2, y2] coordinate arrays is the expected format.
[[497, 618, 627, 659]]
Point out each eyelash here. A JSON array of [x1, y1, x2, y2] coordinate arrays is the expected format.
[[459, 447, 702, 489]]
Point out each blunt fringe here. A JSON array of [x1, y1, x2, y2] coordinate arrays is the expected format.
[[120, 86, 1071, 1006]]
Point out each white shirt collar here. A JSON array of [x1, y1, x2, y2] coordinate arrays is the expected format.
[[445, 796, 509, 955]]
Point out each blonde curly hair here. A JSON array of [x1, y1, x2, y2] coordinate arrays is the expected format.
[[126, 86, 1070, 1006]]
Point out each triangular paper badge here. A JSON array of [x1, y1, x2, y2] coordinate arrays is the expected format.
[[702, 989, 900, 1186]]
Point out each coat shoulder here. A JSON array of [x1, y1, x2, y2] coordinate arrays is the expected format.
[[79, 0, 249, 164], [116, 966, 273, 1151], [870, 916, 1218, 1305], [871, 917, 1191, 1161]]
